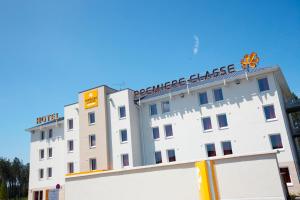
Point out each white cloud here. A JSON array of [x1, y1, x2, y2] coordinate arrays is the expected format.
[[193, 35, 199, 55]]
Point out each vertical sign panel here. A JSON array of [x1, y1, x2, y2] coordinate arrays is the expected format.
[[84, 89, 98, 109]]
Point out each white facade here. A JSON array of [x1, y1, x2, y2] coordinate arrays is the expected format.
[[26, 66, 300, 199], [27, 119, 65, 199]]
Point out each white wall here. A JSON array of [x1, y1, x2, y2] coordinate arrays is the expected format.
[[139, 71, 295, 166], [29, 122, 65, 190], [107, 89, 142, 169], [64, 103, 80, 173], [65, 153, 286, 200]]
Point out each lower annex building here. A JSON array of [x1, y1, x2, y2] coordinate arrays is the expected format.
[[26, 61, 300, 199]]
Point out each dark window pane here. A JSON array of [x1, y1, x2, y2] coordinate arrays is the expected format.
[[48, 129, 53, 138], [89, 112, 95, 124], [162, 101, 170, 113], [280, 168, 291, 183], [264, 105, 276, 120], [90, 159, 97, 170], [121, 130, 128, 142], [222, 141, 233, 155], [152, 127, 160, 140], [258, 78, 270, 92], [155, 151, 162, 164], [150, 104, 157, 116], [122, 154, 129, 167], [202, 117, 212, 131], [68, 119, 73, 130], [270, 134, 283, 149], [199, 92, 208, 105], [90, 135, 96, 147], [206, 144, 216, 157], [68, 163, 74, 173], [41, 131, 45, 140], [167, 149, 176, 162], [213, 88, 223, 101], [218, 114, 228, 128], [165, 125, 173, 137], [119, 106, 126, 118]]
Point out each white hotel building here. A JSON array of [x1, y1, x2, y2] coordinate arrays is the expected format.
[[26, 65, 300, 199]]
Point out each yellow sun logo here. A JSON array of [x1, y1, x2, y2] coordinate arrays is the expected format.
[[241, 52, 259, 69]]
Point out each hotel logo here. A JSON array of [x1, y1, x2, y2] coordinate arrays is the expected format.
[[84, 89, 98, 109], [241, 52, 259, 70]]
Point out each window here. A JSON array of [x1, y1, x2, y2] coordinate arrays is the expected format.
[[161, 101, 170, 113], [68, 140, 74, 152], [89, 135, 96, 148], [167, 149, 176, 162], [264, 105, 276, 120], [68, 162, 74, 174], [149, 104, 158, 116], [119, 106, 126, 119], [120, 129, 128, 143], [202, 117, 212, 131], [213, 88, 224, 102], [41, 131, 45, 140], [39, 169, 44, 179], [199, 92, 208, 105], [155, 151, 162, 164], [90, 158, 97, 170], [152, 127, 160, 140], [280, 168, 292, 184], [47, 167, 52, 178], [121, 154, 129, 167], [217, 114, 228, 128], [88, 112, 95, 124], [222, 141, 233, 155], [40, 149, 45, 160], [47, 148, 52, 158], [270, 134, 283, 149], [206, 143, 216, 157], [48, 129, 53, 139], [164, 124, 173, 138], [68, 119, 74, 130], [258, 77, 270, 92]]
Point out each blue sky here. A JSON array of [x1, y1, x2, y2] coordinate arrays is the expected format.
[[0, 0, 299, 163]]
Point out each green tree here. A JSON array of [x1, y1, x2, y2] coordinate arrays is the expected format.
[[0, 181, 8, 200]]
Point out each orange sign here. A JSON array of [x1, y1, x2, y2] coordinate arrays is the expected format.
[[241, 52, 259, 69], [84, 89, 98, 109], [36, 113, 59, 124]]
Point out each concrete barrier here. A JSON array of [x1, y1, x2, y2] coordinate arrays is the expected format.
[[65, 152, 286, 200]]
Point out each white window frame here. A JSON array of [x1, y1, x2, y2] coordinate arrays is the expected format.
[[149, 104, 158, 116], [39, 168, 44, 180], [263, 104, 277, 122], [89, 158, 97, 171], [217, 113, 229, 129], [67, 118, 74, 130], [120, 129, 128, 144], [199, 91, 209, 105], [257, 76, 270, 93], [39, 149, 45, 160], [89, 134, 96, 148], [269, 133, 284, 151], [47, 167, 52, 179], [161, 100, 170, 114], [152, 127, 160, 140], [47, 147, 53, 159], [221, 141, 233, 156], [202, 116, 213, 132], [68, 140, 74, 152], [121, 154, 130, 168], [164, 124, 173, 139], [213, 88, 224, 102], [166, 149, 176, 162], [88, 112, 96, 125], [205, 143, 216, 157], [154, 151, 162, 164], [118, 106, 126, 119]]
